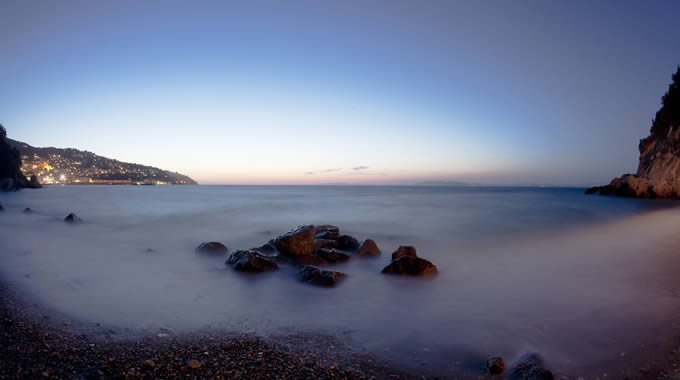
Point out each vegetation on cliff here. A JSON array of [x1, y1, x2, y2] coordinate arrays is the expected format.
[[0, 124, 40, 191]]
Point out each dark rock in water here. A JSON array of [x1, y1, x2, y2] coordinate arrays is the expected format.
[[195, 241, 228, 254], [76, 366, 105, 380], [486, 357, 506, 375], [315, 230, 339, 239], [335, 234, 360, 252], [391, 246, 418, 260], [273, 225, 316, 256], [0, 202, 4, 211], [226, 250, 278, 272], [358, 239, 381, 256], [26, 175, 42, 189], [382, 256, 438, 276], [23, 207, 32, 214], [64, 213, 81, 224], [315, 238, 340, 251], [584, 186, 600, 194], [509, 353, 554, 380], [299, 265, 346, 286], [251, 242, 278, 257], [315, 224, 339, 234], [317, 248, 351, 263], [143, 248, 156, 253]]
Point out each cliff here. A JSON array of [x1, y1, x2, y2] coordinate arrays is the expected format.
[[586, 66, 680, 198]]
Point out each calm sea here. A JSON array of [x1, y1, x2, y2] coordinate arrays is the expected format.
[[1, 185, 679, 376]]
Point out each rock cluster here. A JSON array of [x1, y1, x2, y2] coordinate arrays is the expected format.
[[218, 224, 439, 286], [508, 353, 554, 380]]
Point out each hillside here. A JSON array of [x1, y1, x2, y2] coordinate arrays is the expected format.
[[7, 139, 196, 185]]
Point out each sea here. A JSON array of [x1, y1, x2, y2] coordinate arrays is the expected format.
[[1, 185, 680, 377]]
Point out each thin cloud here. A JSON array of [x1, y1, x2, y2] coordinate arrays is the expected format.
[[304, 168, 343, 175], [352, 166, 369, 171]]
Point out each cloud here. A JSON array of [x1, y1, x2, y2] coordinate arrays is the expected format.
[[352, 166, 369, 171], [304, 168, 343, 175]]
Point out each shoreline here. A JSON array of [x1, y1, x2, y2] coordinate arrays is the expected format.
[[0, 281, 421, 380]]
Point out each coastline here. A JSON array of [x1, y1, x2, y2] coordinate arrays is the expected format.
[[0, 282, 418, 379]]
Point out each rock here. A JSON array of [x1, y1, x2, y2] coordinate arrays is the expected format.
[[382, 256, 438, 276], [509, 353, 554, 380], [187, 359, 202, 369], [293, 255, 329, 266], [315, 230, 339, 239], [316, 248, 351, 263], [64, 213, 81, 223], [273, 225, 316, 256], [315, 238, 341, 251], [487, 357, 506, 375], [143, 248, 156, 253], [315, 224, 339, 234], [157, 333, 169, 339], [299, 265, 347, 286], [76, 367, 105, 380], [226, 250, 279, 272], [358, 239, 381, 256], [26, 175, 42, 189], [195, 241, 228, 254], [391, 246, 417, 260], [335, 235, 360, 252], [0, 202, 4, 211], [584, 186, 600, 194], [143, 359, 155, 368], [23, 207, 32, 213], [251, 242, 277, 257]]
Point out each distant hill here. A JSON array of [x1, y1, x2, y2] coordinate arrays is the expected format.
[[7, 139, 196, 185]]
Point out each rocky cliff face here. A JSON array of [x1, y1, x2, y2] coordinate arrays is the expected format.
[[587, 67, 680, 198]]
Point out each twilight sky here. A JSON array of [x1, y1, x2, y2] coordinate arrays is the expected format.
[[2, 1, 680, 185]]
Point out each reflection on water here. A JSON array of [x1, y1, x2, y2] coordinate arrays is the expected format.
[[1, 185, 679, 376]]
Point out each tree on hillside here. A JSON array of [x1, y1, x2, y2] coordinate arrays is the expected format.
[[650, 66, 680, 139], [0, 123, 24, 182]]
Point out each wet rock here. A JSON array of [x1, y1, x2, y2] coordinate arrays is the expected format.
[[487, 357, 506, 375], [76, 366, 105, 380], [358, 239, 381, 256], [251, 242, 277, 257], [391, 246, 417, 260], [0, 202, 4, 211], [195, 241, 228, 254], [187, 359, 202, 369], [316, 248, 351, 263], [143, 359, 155, 368], [226, 250, 279, 272], [382, 256, 438, 276], [509, 353, 554, 380], [23, 207, 32, 213], [315, 238, 341, 251], [335, 235, 360, 252], [143, 248, 156, 253], [299, 265, 347, 287], [64, 213, 81, 224], [316, 230, 340, 239], [273, 225, 316, 256]]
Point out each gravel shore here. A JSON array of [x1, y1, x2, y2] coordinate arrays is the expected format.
[[0, 283, 422, 380]]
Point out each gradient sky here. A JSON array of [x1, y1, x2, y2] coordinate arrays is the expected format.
[[2, 0, 680, 185]]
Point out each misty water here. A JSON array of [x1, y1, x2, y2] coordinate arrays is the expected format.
[[2, 185, 680, 376]]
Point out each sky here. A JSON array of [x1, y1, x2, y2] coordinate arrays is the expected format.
[[1, 0, 680, 186]]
